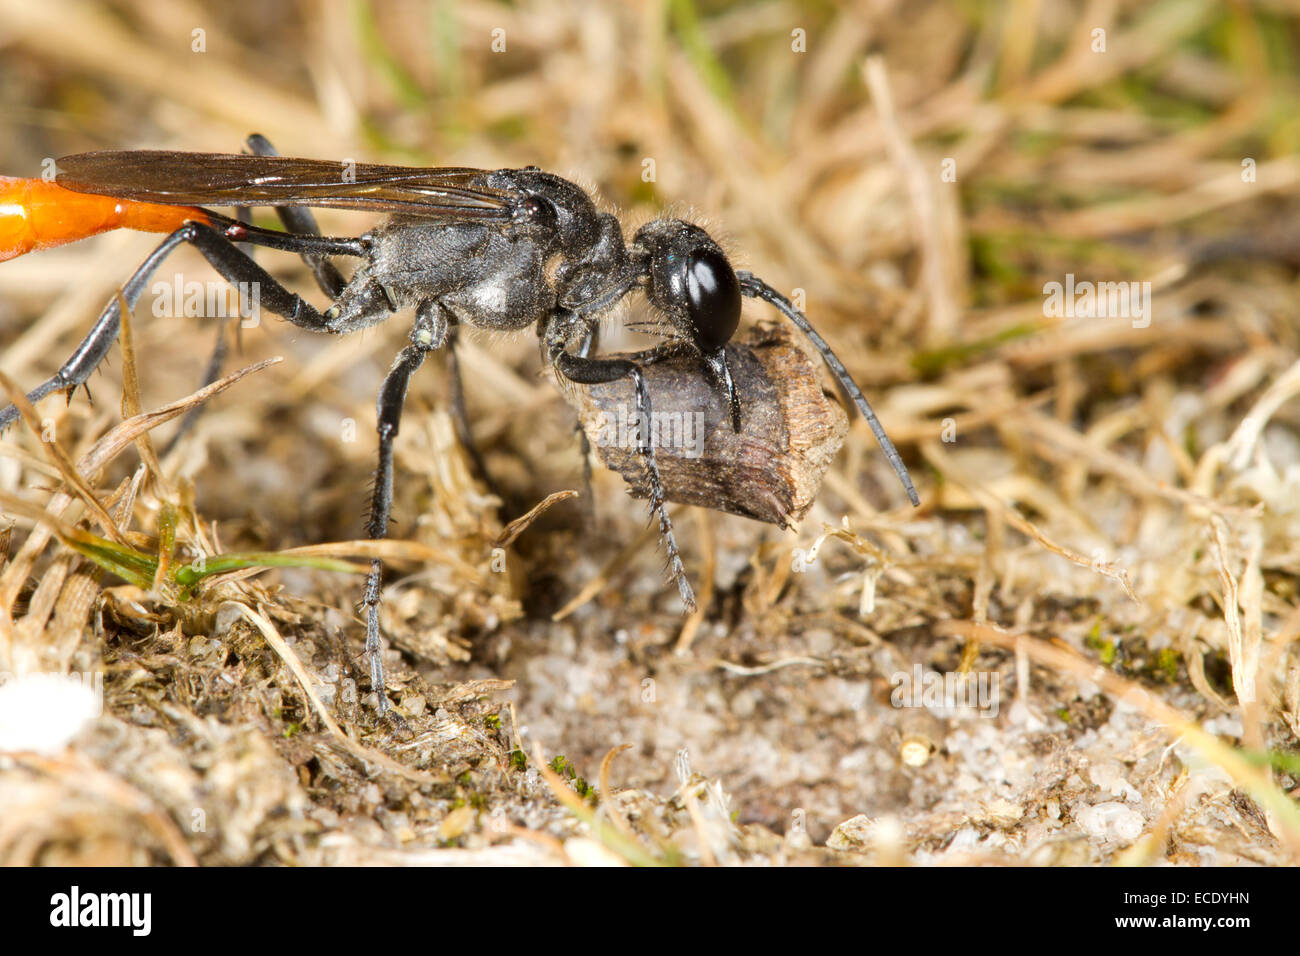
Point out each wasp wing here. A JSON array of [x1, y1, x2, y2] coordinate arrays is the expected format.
[[56, 150, 517, 222]]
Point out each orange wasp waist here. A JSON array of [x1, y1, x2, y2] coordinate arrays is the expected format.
[[0, 176, 208, 262]]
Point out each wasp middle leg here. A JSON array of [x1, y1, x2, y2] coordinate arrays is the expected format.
[[362, 298, 449, 714]]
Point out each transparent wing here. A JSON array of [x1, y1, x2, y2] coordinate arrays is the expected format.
[[56, 150, 518, 222]]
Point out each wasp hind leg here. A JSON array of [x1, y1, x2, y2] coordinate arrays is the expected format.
[[0, 222, 346, 434]]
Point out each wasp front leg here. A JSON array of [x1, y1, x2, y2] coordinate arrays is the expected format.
[[542, 309, 697, 613]]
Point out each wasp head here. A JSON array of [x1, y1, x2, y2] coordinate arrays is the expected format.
[[633, 218, 742, 429]]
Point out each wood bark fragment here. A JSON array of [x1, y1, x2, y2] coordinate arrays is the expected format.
[[565, 323, 847, 527]]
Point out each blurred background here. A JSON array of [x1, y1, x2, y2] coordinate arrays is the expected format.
[[2, 0, 1300, 864]]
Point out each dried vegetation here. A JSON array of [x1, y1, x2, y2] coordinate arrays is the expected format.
[[1, 0, 1299, 865]]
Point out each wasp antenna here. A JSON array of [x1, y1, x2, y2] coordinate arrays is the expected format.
[[737, 272, 919, 507]]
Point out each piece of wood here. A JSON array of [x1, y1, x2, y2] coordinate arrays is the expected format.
[[565, 323, 847, 527]]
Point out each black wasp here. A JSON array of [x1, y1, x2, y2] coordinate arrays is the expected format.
[[0, 135, 918, 715]]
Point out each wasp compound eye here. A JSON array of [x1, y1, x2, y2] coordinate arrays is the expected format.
[[684, 247, 741, 352], [634, 219, 740, 352]]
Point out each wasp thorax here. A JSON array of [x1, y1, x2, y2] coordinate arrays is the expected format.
[[634, 218, 741, 353]]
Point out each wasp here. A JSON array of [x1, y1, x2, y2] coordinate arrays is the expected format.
[[0, 135, 918, 714]]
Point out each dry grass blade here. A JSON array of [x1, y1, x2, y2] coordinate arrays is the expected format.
[[75, 357, 283, 478], [1015, 410, 1248, 517], [0, 492, 129, 547], [113, 290, 174, 589], [597, 744, 637, 844], [113, 290, 167, 494], [864, 56, 960, 341], [494, 489, 578, 549], [529, 742, 662, 866], [0, 368, 128, 547], [674, 507, 715, 654], [923, 439, 1138, 601]]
